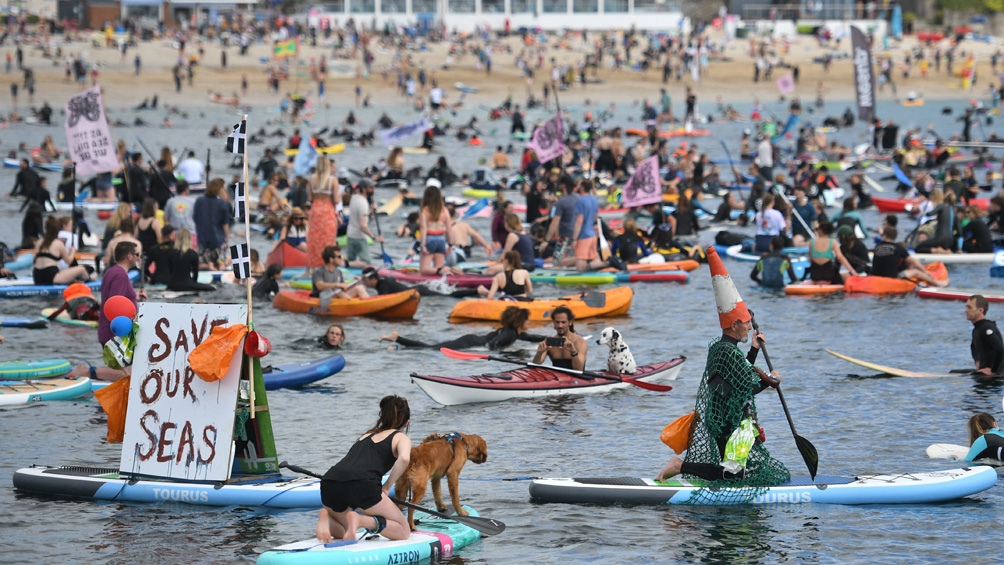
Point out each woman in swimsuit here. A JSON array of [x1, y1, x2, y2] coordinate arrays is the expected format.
[[807, 221, 858, 284], [479, 250, 533, 299], [275, 207, 309, 252], [33, 215, 94, 285], [419, 185, 454, 275]]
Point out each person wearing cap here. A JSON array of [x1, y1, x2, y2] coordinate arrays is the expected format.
[[657, 247, 788, 484], [360, 266, 478, 298], [345, 179, 383, 267]]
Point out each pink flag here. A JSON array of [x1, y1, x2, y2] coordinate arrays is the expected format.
[[776, 74, 795, 94], [621, 155, 663, 208], [527, 114, 564, 163], [64, 86, 119, 176]]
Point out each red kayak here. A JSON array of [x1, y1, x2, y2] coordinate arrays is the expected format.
[[873, 196, 989, 214], [917, 287, 1004, 303], [410, 358, 684, 405], [267, 241, 307, 268]]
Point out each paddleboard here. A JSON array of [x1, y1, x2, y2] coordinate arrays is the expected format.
[[0, 377, 92, 405], [257, 506, 482, 565], [926, 443, 970, 461], [41, 307, 97, 328], [826, 349, 970, 378], [12, 465, 321, 507], [911, 253, 994, 264], [917, 287, 1004, 303], [0, 358, 71, 380], [528, 466, 999, 505], [0, 317, 47, 328], [283, 143, 346, 157]]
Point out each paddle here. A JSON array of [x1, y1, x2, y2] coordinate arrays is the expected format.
[[720, 140, 744, 188], [370, 211, 393, 267], [749, 312, 819, 481], [460, 197, 489, 220], [277, 462, 506, 536], [439, 347, 673, 392]]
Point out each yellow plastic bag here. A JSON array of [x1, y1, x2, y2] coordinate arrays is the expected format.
[[188, 323, 248, 382], [94, 377, 131, 443], [660, 412, 695, 454]]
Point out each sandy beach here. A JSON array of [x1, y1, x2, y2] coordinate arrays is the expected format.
[[6, 28, 1003, 120]]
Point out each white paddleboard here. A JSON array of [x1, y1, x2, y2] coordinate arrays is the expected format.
[[926, 443, 969, 461]]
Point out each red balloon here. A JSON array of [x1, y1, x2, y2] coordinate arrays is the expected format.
[[97, 210, 112, 220], [103, 295, 137, 320]]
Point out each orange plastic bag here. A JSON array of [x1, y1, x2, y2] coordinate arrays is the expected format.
[[94, 377, 131, 443], [661, 412, 695, 454], [188, 323, 248, 382]]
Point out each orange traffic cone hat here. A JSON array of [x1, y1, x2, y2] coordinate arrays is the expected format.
[[706, 246, 751, 329]]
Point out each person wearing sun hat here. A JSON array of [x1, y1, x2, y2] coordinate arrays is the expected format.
[[656, 246, 789, 489]]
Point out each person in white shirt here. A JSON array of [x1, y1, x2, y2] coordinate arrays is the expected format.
[[175, 151, 205, 185], [755, 135, 773, 181]]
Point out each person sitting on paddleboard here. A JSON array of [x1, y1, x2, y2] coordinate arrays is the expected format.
[[316, 395, 412, 543], [750, 236, 798, 289], [965, 412, 1004, 462], [966, 295, 1004, 376], [532, 306, 588, 372], [657, 247, 788, 485], [871, 227, 948, 287], [380, 306, 544, 351]]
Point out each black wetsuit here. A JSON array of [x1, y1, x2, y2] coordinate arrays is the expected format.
[[394, 327, 546, 351], [971, 318, 1004, 374], [167, 248, 216, 292], [374, 275, 478, 298]]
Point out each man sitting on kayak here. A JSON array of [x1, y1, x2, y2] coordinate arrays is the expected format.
[[657, 247, 789, 489], [871, 227, 948, 288], [532, 306, 588, 372], [312, 246, 368, 304], [966, 295, 1004, 375]]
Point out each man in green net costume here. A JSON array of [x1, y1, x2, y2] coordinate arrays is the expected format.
[[657, 246, 790, 497]]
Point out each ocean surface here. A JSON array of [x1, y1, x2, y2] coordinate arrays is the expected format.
[[1, 94, 1003, 564]]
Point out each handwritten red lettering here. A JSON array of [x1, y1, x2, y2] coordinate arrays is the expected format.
[[156, 421, 177, 462], [140, 369, 163, 404], [175, 421, 196, 466], [137, 410, 159, 461], [148, 317, 171, 363], [200, 425, 217, 464]]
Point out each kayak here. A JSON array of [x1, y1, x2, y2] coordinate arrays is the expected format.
[[0, 377, 92, 405], [266, 241, 307, 268], [12, 465, 321, 508], [784, 283, 844, 296], [411, 358, 684, 405], [448, 287, 634, 323], [527, 466, 998, 505], [873, 196, 989, 214], [41, 308, 97, 328], [257, 506, 482, 565], [273, 289, 420, 318], [0, 270, 139, 299], [624, 127, 711, 138], [917, 287, 1004, 302], [843, 262, 947, 295], [0, 317, 47, 329], [826, 349, 970, 378], [0, 358, 71, 380], [607, 260, 700, 272], [911, 253, 994, 264], [283, 143, 346, 156]]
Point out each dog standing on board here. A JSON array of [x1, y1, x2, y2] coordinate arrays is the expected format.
[[393, 432, 488, 531], [597, 327, 637, 374]]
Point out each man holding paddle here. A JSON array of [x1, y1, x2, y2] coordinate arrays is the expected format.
[[657, 247, 789, 486], [532, 306, 588, 372], [966, 294, 1004, 376]]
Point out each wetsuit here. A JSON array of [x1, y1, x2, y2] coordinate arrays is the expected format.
[[914, 204, 958, 253], [807, 238, 841, 283], [965, 428, 1004, 462], [252, 276, 280, 299], [374, 275, 478, 298], [167, 248, 216, 292], [321, 431, 399, 511], [146, 242, 173, 285], [971, 318, 1004, 374], [871, 240, 910, 278], [612, 230, 651, 263], [751, 252, 797, 289], [393, 327, 546, 351]]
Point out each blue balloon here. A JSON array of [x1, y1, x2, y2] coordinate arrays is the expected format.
[[111, 316, 133, 338]]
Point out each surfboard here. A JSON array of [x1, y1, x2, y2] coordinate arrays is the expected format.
[[926, 443, 969, 461], [826, 349, 971, 378]]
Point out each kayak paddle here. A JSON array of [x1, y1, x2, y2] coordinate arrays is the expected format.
[[749, 312, 819, 481], [278, 462, 506, 536], [439, 347, 672, 392]]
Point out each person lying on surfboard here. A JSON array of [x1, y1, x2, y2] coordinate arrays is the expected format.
[[965, 413, 1004, 462], [966, 295, 1004, 375]]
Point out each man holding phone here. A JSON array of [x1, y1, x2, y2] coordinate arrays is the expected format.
[[532, 306, 587, 372]]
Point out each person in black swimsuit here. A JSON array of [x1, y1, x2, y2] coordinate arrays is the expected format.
[[316, 395, 412, 543], [478, 250, 533, 299], [380, 306, 544, 351], [532, 305, 588, 371]]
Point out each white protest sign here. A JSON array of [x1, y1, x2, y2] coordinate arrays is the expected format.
[[64, 85, 119, 176], [120, 303, 248, 482]]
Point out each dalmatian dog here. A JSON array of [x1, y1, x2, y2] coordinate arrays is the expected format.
[[597, 327, 637, 375]]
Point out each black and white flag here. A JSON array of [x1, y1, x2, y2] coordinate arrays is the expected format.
[[230, 243, 250, 279], [233, 182, 246, 221], [226, 120, 246, 155]]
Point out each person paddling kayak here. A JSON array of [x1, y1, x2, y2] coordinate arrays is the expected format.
[[966, 294, 1004, 375]]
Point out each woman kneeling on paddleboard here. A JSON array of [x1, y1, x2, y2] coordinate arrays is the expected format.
[[316, 395, 412, 542], [966, 412, 1004, 463]]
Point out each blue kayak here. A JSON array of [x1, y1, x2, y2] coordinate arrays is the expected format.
[[0, 317, 47, 329], [0, 270, 140, 299]]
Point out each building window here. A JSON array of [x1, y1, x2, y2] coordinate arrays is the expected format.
[[511, 0, 534, 12], [543, 0, 566, 13], [634, 0, 679, 11], [449, 0, 475, 12], [350, 0, 375, 12], [413, 0, 435, 12], [573, 0, 597, 12], [482, 0, 504, 13], [603, 0, 626, 12], [382, 0, 406, 12]]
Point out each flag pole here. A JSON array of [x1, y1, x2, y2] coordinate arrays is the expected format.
[[241, 112, 256, 418]]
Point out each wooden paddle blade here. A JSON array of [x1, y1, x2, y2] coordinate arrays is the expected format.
[[390, 497, 506, 536], [439, 348, 490, 360]]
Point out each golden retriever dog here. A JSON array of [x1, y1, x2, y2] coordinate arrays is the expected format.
[[394, 432, 488, 530]]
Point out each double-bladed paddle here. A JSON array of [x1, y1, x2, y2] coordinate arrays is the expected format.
[[439, 347, 672, 392], [749, 312, 819, 480], [278, 461, 506, 536]]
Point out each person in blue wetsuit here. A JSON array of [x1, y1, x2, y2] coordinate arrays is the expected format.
[[965, 412, 1004, 462], [966, 294, 1004, 375], [316, 395, 412, 542], [750, 236, 798, 289]]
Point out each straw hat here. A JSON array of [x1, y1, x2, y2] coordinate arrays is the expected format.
[[706, 246, 750, 329]]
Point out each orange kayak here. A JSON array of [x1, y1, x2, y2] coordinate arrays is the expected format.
[[784, 283, 844, 296], [625, 128, 711, 138], [448, 287, 633, 323], [273, 289, 420, 318], [844, 261, 947, 295]]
